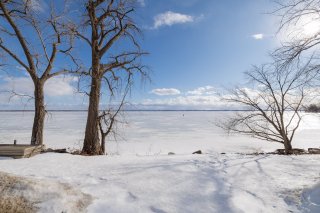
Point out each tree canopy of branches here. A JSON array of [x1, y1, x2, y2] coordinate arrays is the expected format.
[[0, 0, 75, 145], [220, 59, 318, 154], [71, 0, 147, 155], [273, 0, 320, 64]]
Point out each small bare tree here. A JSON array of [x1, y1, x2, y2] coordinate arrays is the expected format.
[[220, 59, 318, 154], [0, 1, 75, 145], [71, 0, 147, 155], [98, 76, 130, 154]]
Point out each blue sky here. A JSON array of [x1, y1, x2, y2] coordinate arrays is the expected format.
[[0, 0, 282, 110], [132, 0, 278, 109]]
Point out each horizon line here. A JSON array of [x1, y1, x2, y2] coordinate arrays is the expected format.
[[0, 109, 253, 112]]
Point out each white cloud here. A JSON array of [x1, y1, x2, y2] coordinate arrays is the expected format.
[[140, 95, 226, 110], [187, 86, 216, 95], [140, 86, 273, 110], [166, 95, 221, 106], [16, 66, 27, 72], [45, 76, 77, 97], [142, 86, 228, 109], [24, 0, 47, 13], [0, 76, 33, 95], [0, 76, 76, 98], [252, 34, 264, 40], [150, 88, 181, 96], [137, 0, 145, 7], [0, 75, 80, 109], [153, 11, 194, 29]]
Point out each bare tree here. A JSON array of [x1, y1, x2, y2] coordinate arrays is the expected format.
[[0, 1, 75, 145], [98, 75, 131, 154], [71, 0, 147, 155], [272, 0, 320, 64], [220, 59, 318, 154]]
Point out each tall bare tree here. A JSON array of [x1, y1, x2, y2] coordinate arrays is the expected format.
[[71, 0, 147, 155], [0, 1, 75, 145], [220, 59, 318, 154]]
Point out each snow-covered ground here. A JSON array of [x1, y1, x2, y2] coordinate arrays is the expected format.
[[0, 111, 319, 212]]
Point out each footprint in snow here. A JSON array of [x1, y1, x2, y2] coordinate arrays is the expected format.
[[126, 191, 138, 202], [150, 206, 167, 213]]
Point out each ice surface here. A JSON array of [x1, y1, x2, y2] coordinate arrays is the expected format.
[[2, 111, 319, 154]]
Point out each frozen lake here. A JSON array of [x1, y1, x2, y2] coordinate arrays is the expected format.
[[0, 111, 319, 155]]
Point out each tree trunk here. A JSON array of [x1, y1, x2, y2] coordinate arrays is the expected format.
[[31, 80, 45, 146], [283, 137, 293, 155], [101, 134, 106, 154], [82, 76, 103, 155]]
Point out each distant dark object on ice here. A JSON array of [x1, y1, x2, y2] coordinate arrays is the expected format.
[[192, 150, 202, 154], [168, 152, 175, 155]]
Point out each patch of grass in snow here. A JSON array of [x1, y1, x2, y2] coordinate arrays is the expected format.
[[0, 171, 92, 213], [0, 173, 37, 213], [0, 196, 35, 213]]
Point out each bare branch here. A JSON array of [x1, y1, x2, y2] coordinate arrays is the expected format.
[[0, 1, 36, 73]]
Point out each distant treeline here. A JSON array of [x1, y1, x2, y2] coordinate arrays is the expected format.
[[305, 104, 320, 113]]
